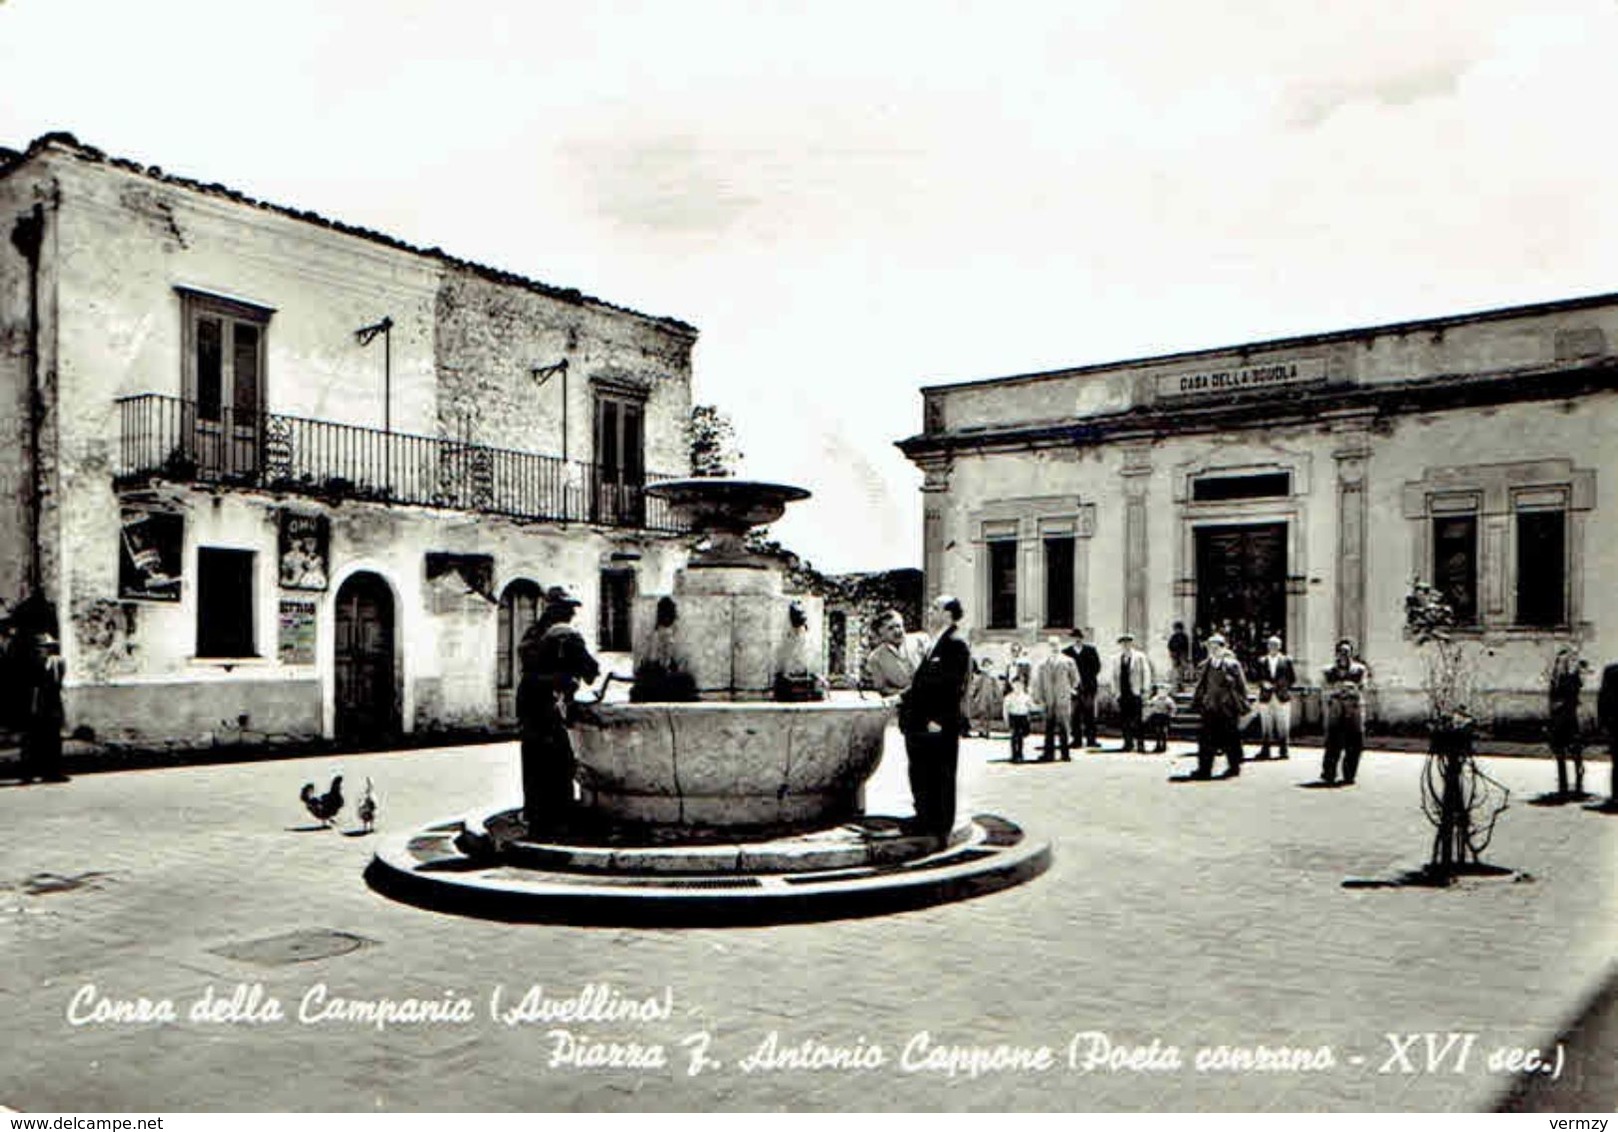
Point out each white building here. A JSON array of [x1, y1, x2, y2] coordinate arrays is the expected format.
[[0, 133, 697, 748], [898, 295, 1618, 730]]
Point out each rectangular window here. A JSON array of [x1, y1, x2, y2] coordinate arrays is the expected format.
[[181, 289, 271, 479], [1516, 509, 1567, 627], [1191, 471, 1291, 502], [599, 570, 635, 652], [1432, 514, 1478, 625], [197, 548, 256, 658], [1043, 536, 1075, 629], [196, 316, 224, 421], [232, 323, 260, 419], [988, 539, 1018, 629]]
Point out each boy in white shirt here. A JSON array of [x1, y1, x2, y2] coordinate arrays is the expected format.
[[1003, 677, 1034, 764]]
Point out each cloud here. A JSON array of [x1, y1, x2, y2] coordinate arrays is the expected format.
[[1285, 61, 1468, 129], [563, 133, 763, 237]]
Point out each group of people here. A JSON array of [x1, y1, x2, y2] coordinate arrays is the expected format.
[[1167, 618, 1285, 685], [990, 630, 1160, 762], [918, 621, 1369, 788], [474, 589, 1618, 834], [864, 599, 975, 837], [1182, 632, 1367, 783]]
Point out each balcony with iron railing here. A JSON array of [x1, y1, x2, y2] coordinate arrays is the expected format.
[[115, 393, 692, 533]]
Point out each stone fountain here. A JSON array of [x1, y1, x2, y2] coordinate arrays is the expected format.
[[368, 479, 1049, 925]]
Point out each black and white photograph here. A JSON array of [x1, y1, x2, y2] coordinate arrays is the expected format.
[[1, 0, 1616, 1117]]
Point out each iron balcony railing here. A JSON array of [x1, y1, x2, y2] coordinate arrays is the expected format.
[[116, 393, 691, 533]]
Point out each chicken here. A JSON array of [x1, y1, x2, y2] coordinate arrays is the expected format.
[[300, 775, 344, 827], [356, 778, 377, 833]]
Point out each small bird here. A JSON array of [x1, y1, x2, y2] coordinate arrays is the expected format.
[[300, 775, 344, 827], [356, 778, 377, 834]]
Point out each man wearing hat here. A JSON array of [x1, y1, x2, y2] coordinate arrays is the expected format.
[[1033, 636, 1079, 762], [1113, 631, 1152, 753], [1254, 634, 1297, 761], [17, 624, 67, 784], [1062, 629, 1102, 750], [1189, 632, 1249, 779], [516, 584, 600, 831]]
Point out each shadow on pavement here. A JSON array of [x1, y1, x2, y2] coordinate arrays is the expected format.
[[1496, 962, 1618, 1112]]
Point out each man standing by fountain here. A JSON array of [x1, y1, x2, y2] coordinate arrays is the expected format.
[[898, 595, 973, 839], [517, 585, 600, 832]]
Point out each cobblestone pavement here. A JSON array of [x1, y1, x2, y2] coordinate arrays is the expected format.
[[1, 734, 1613, 1113]]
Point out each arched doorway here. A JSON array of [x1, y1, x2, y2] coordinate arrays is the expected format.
[[335, 572, 397, 740], [497, 579, 543, 723]]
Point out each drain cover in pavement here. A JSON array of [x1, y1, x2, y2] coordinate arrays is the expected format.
[[210, 928, 376, 966], [19, 871, 113, 896]]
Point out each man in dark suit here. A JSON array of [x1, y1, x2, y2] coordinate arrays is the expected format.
[[1190, 632, 1249, 779], [1599, 661, 1618, 805], [899, 594, 973, 838], [1064, 629, 1102, 750]]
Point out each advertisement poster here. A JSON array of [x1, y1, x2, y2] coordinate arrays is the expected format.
[[277, 598, 317, 666], [278, 512, 329, 592], [117, 508, 183, 602]]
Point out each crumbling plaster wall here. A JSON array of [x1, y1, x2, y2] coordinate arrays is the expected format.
[[435, 268, 695, 473], [0, 160, 50, 616], [41, 152, 440, 683]]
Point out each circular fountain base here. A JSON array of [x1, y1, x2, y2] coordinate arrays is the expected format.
[[366, 808, 1051, 926]]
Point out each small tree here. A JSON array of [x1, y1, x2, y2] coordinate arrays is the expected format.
[[686, 404, 742, 478], [1404, 581, 1510, 880]]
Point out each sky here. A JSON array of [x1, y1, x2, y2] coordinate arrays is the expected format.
[[4, 0, 1618, 572]]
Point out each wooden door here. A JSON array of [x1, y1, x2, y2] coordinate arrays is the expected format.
[[1194, 522, 1288, 663], [335, 572, 396, 740], [188, 309, 263, 479], [497, 579, 542, 722]]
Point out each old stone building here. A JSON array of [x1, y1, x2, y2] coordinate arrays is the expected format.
[[898, 294, 1618, 730], [0, 133, 697, 748]]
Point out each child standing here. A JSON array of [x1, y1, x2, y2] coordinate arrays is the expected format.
[[1144, 685, 1176, 754], [1004, 678, 1034, 764]]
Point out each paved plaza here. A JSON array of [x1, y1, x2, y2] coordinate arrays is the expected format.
[[1, 732, 1614, 1112]]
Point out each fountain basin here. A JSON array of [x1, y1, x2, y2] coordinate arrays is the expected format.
[[644, 478, 810, 532], [572, 699, 891, 831]]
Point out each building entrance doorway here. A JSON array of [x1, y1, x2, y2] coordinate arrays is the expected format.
[[496, 579, 542, 723], [1194, 522, 1287, 665], [335, 572, 397, 739]]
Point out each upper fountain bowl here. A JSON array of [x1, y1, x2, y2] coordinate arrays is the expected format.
[[648, 478, 812, 566]]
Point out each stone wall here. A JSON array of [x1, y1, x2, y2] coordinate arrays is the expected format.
[[926, 295, 1618, 432], [434, 268, 694, 473], [68, 676, 321, 747], [0, 161, 46, 612]]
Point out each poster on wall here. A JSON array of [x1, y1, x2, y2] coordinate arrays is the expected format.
[[277, 598, 317, 665], [117, 509, 183, 602], [278, 511, 330, 591], [425, 551, 496, 613]]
